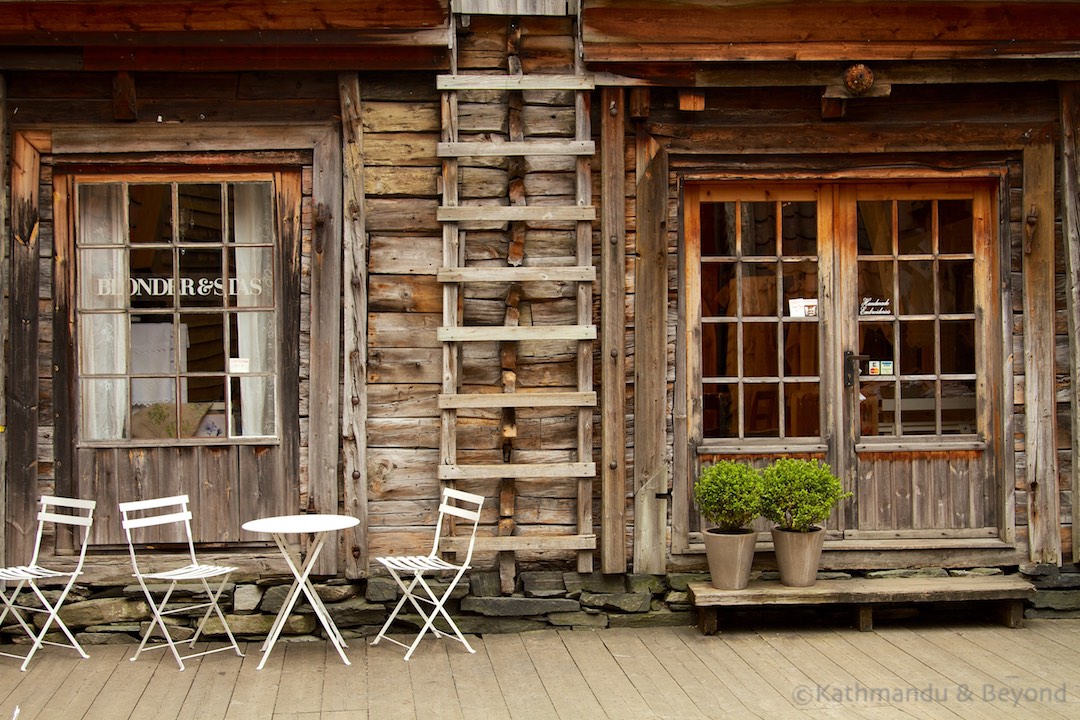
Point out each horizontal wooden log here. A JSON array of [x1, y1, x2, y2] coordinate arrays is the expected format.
[[438, 74, 594, 91], [438, 325, 596, 341], [438, 266, 595, 282], [438, 140, 594, 157], [438, 205, 595, 222], [438, 391, 596, 409], [438, 462, 596, 479]]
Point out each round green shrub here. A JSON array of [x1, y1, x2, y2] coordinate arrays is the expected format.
[[693, 460, 763, 532], [761, 457, 852, 532]]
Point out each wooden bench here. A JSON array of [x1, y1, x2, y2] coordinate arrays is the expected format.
[[688, 575, 1035, 635]]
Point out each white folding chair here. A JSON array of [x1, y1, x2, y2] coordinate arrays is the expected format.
[[118, 494, 243, 670], [372, 487, 484, 660], [0, 495, 96, 671]]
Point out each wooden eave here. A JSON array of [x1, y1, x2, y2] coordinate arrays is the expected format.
[[0, 0, 451, 71], [582, 1, 1080, 65]]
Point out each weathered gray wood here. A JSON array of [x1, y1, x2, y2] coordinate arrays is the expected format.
[[441, 533, 596, 553], [1022, 139, 1061, 565], [438, 391, 595, 408], [633, 146, 669, 575], [1061, 82, 1080, 564], [437, 205, 595, 222], [0, 75, 7, 566], [438, 74, 593, 91], [600, 86, 627, 574], [7, 131, 42, 565], [438, 139, 594, 157], [49, 174, 74, 554], [438, 461, 595, 479], [438, 265, 594, 282], [340, 72, 368, 578], [309, 127, 344, 574], [50, 124, 330, 154], [438, 325, 595, 341]]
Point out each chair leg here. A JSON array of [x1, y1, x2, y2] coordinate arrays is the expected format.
[[133, 581, 188, 671], [371, 571, 424, 647], [191, 576, 243, 658], [23, 581, 89, 671]]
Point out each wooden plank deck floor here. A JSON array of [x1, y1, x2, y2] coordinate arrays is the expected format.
[[3, 619, 1080, 719]]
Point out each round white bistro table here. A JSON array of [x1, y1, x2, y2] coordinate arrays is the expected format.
[[242, 513, 360, 670]]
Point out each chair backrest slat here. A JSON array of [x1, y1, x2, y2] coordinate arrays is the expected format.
[[26, 495, 96, 569], [118, 495, 189, 513], [42, 496, 97, 510], [38, 510, 94, 527], [121, 510, 193, 530]]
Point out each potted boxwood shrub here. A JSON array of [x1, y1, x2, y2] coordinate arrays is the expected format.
[[761, 457, 851, 587], [694, 460, 763, 590]]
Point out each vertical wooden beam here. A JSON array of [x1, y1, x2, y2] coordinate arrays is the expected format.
[[7, 132, 41, 564], [600, 86, 627, 573], [1022, 137, 1061, 565], [574, 84, 594, 574], [52, 174, 76, 554], [1060, 83, 1080, 563], [634, 147, 669, 575], [339, 72, 369, 578], [0, 76, 7, 564], [309, 128, 344, 575]]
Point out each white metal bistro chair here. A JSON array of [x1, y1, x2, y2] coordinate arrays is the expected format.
[[371, 487, 484, 660], [0, 495, 96, 671], [118, 494, 243, 671]]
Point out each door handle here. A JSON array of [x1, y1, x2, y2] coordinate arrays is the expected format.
[[844, 351, 869, 388]]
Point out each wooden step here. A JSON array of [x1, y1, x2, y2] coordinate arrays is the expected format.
[[689, 575, 1036, 634], [441, 534, 597, 553], [438, 462, 596, 480], [438, 140, 595, 157], [438, 205, 595, 223], [439, 391, 597, 409], [438, 74, 595, 91], [438, 325, 596, 342]]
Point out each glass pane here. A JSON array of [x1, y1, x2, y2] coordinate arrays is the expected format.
[[81, 315, 128, 375], [899, 321, 936, 375], [781, 201, 817, 256], [177, 184, 223, 244], [743, 323, 778, 377], [78, 184, 125, 246], [858, 260, 893, 316], [860, 381, 896, 436], [183, 314, 226, 374], [229, 246, 274, 308], [783, 260, 818, 314], [940, 320, 976, 374], [942, 380, 977, 435], [939, 199, 973, 254], [178, 249, 224, 308], [900, 380, 936, 435], [897, 260, 934, 314], [231, 311, 276, 373], [703, 383, 736, 438], [939, 259, 974, 313], [857, 200, 892, 255], [701, 262, 736, 317], [897, 200, 932, 255], [130, 396, 209, 440], [859, 322, 894, 370], [701, 322, 734, 377], [742, 264, 777, 317], [81, 378, 127, 441], [188, 375, 226, 406], [233, 375, 276, 436], [744, 384, 778, 436], [783, 323, 818, 376], [699, 202, 736, 256], [79, 248, 127, 310], [742, 202, 777, 256], [785, 382, 820, 437], [128, 184, 173, 245], [129, 247, 175, 310]]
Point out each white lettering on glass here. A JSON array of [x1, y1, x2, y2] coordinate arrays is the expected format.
[[94, 276, 264, 297]]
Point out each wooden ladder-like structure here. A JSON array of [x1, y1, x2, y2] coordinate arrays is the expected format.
[[437, 13, 597, 588]]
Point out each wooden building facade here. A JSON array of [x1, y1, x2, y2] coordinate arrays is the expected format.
[[2, 1, 1079, 595]]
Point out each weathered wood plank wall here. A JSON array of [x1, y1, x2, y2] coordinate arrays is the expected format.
[[0, 75, 7, 564], [1062, 83, 1080, 563]]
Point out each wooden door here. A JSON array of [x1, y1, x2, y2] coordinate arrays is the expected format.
[[837, 183, 1004, 540], [685, 180, 1006, 545]]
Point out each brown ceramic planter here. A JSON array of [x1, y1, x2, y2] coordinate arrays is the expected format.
[[703, 528, 757, 590], [771, 526, 826, 587]]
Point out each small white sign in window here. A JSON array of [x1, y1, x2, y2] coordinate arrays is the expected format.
[[229, 358, 251, 374]]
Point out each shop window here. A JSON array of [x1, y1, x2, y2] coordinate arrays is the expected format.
[[77, 178, 279, 442]]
